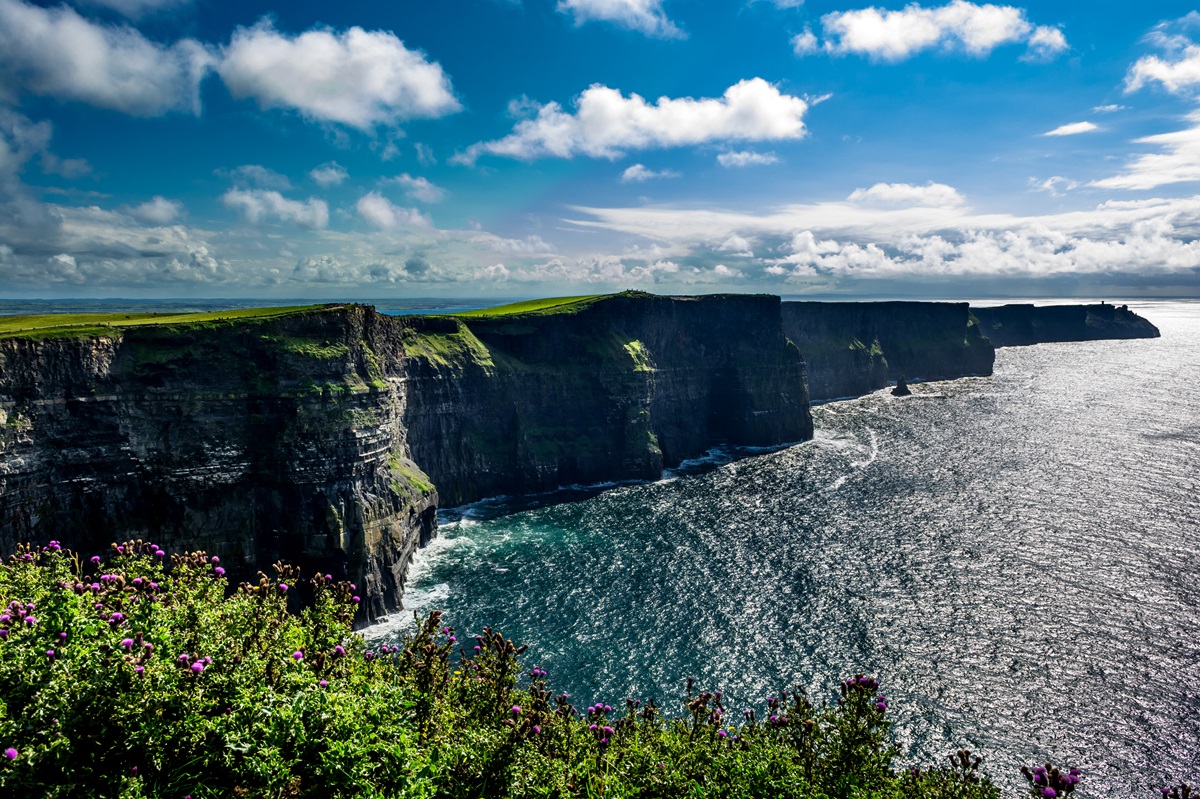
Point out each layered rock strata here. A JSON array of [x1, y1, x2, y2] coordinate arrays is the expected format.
[[782, 301, 995, 401]]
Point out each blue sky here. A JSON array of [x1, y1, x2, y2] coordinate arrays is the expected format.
[[2, 0, 1200, 299]]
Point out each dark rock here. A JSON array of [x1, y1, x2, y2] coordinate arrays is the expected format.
[[781, 301, 994, 401], [970, 303, 1161, 347], [892, 377, 912, 396]]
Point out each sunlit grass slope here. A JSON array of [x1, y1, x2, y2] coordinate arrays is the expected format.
[[451, 295, 608, 318], [0, 305, 328, 341]]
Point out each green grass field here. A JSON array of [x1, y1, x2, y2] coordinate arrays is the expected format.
[[0, 305, 328, 340], [451, 295, 606, 318]]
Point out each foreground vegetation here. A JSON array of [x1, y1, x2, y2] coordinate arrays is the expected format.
[[0, 542, 1189, 798]]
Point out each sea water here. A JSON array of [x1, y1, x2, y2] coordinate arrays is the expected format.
[[386, 300, 1200, 795]]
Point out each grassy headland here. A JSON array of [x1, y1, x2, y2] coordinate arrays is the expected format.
[[0, 305, 328, 341]]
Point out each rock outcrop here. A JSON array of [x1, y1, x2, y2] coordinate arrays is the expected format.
[[781, 301, 994, 401], [970, 303, 1160, 347], [0, 293, 812, 621]]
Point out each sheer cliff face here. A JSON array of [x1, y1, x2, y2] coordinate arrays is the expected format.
[[0, 295, 813, 618], [403, 294, 813, 505], [0, 306, 437, 623], [781, 301, 995, 401], [970, 303, 1161, 347]]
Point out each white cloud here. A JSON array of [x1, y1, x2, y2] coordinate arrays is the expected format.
[[309, 162, 348, 187], [1028, 176, 1078, 196], [356, 191, 432, 229], [717, 150, 781, 167], [620, 163, 680, 182], [567, 194, 1200, 282], [1093, 104, 1128, 113], [457, 78, 811, 163], [1126, 44, 1200, 95], [791, 29, 818, 55], [221, 188, 329, 228], [0, 0, 213, 115], [1042, 121, 1099, 137], [385, 173, 446, 203], [1022, 24, 1067, 61], [128, 196, 184, 224], [221, 164, 292, 190], [1091, 111, 1200, 190], [556, 0, 683, 38], [847, 181, 965, 207], [415, 142, 437, 166], [217, 20, 460, 130], [818, 1, 1067, 62], [74, 0, 192, 19]]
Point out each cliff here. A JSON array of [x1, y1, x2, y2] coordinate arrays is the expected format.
[[0, 293, 812, 620], [405, 293, 812, 505], [781, 301, 995, 401], [970, 303, 1161, 347]]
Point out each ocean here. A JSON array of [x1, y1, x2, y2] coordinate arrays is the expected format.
[[380, 299, 1200, 796]]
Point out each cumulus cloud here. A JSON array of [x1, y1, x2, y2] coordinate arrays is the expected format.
[[220, 164, 292, 190], [620, 163, 680, 182], [1126, 47, 1200, 95], [309, 162, 348, 187], [74, 0, 192, 19], [128, 196, 184, 224], [847, 181, 965, 207], [556, 0, 682, 38], [385, 173, 446, 203], [791, 29, 818, 55], [1091, 111, 1200, 190], [816, 1, 1067, 62], [457, 78, 811, 163], [717, 150, 780, 167], [0, 0, 213, 115], [356, 191, 432, 229], [1042, 121, 1098, 137], [217, 20, 460, 130], [221, 188, 328, 228]]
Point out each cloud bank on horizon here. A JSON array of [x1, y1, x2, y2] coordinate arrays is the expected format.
[[2, 0, 1200, 299]]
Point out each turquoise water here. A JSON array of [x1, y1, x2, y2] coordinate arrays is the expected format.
[[382, 300, 1200, 796]]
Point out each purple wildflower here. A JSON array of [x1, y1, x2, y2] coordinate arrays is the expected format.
[[511, 705, 521, 716], [213, 567, 225, 577], [90, 556, 101, 565], [1043, 789, 1057, 798], [3, 748, 15, 760], [334, 645, 345, 656], [191, 661, 205, 674], [717, 730, 727, 738], [319, 680, 328, 687], [278, 583, 288, 593], [211, 556, 219, 564], [23, 617, 35, 626], [352, 596, 361, 603], [532, 725, 541, 735], [292, 651, 303, 661], [120, 638, 134, 649]]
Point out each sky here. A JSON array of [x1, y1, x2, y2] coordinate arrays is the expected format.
[[2, 0, 1200, 300]]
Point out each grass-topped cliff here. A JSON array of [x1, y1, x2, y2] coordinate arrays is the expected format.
[[2, 538, 1154, 799]]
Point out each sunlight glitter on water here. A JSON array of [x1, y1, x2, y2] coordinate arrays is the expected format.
[[394, 300, 1200, 796]]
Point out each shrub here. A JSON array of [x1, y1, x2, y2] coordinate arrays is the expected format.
[[0, 540, 1141, 798]]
